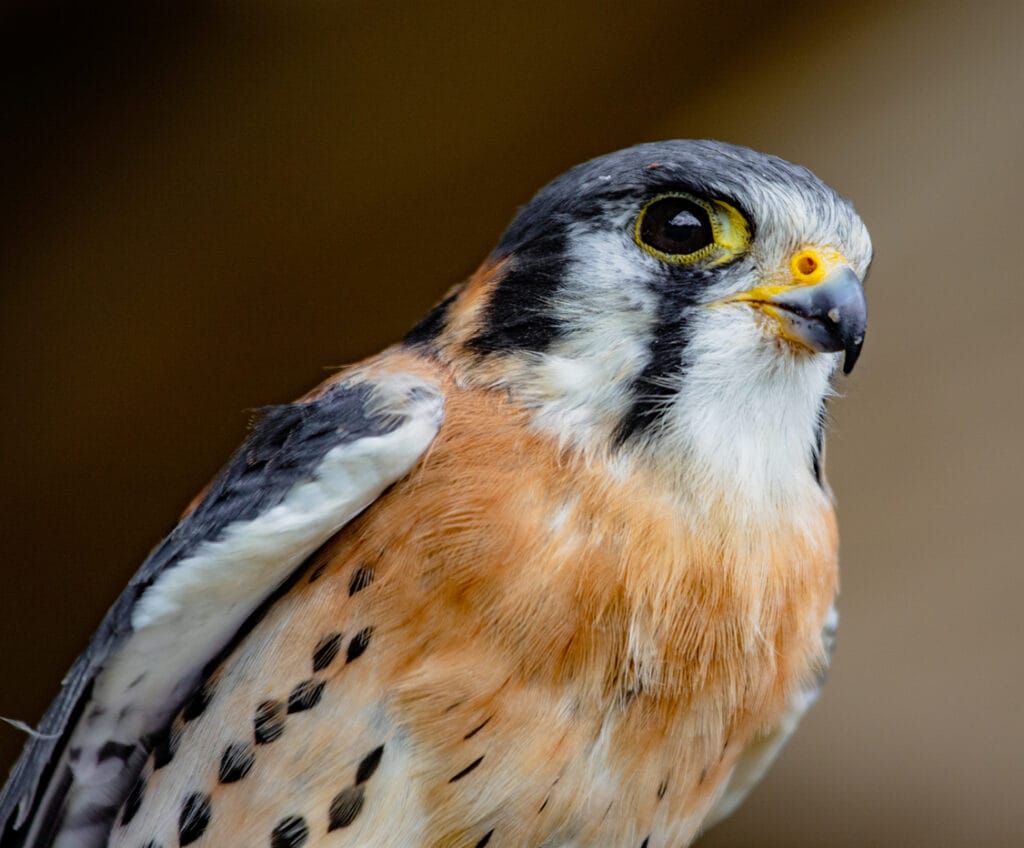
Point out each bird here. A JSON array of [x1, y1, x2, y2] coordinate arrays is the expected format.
[[0, 139, 870, 848]]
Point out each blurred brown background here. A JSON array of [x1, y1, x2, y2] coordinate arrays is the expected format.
[[1, 1, 1021, 845]]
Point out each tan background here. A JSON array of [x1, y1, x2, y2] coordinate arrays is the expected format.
[[1, 1, 1021, 845]]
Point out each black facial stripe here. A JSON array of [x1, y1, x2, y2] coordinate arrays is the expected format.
[[616, 256, 757, 445], [468, 232, 567, 354], [613, 277, 703, 445]]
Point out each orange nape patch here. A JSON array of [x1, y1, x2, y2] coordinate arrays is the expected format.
[[422, 257, 511, 354]]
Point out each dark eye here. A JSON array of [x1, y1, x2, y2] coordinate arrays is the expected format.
[[638, 196, 714, 258]]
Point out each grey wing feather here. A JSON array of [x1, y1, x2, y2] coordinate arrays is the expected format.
[[0, 372, 443, 847]]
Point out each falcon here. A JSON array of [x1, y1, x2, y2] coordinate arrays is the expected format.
[[0, 140, 870, 848]]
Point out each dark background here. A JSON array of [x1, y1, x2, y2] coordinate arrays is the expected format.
[[1, 2, 1021, 845]]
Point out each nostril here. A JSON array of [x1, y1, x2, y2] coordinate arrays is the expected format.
[[795, 254, 818, 277]]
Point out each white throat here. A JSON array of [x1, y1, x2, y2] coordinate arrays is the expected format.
[[659, 305, 836, 513]]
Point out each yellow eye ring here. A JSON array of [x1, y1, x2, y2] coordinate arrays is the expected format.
[[634, 192, 751, 266]]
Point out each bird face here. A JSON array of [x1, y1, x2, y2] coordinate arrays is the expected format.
[[412, 140, 872, 504]]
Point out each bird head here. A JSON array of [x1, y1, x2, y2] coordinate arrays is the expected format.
[[408, 140, 871, 505]]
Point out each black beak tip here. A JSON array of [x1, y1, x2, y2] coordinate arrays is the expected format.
[[842, 333, 865, 375]]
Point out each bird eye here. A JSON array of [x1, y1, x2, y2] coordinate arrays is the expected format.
[[634, 193, 751, 265], [638, 197, 713, 258]]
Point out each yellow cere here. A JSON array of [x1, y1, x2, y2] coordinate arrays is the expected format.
[[724, 246, 852, 305], [788, 247, 848, 286], [633, 192, 751, 266]]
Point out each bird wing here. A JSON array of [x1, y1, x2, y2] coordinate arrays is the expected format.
[[0, 365, 444, 848], [702, 604, 838, 831]]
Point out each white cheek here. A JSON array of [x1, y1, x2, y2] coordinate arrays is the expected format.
[[520, 226, 659, 444]]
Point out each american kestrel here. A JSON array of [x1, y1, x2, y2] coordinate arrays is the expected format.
[[0, 140, 870, 848]]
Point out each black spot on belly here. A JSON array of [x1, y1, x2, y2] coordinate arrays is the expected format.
[[270, 814, 309, 848], [355, 745, 384, 784], [464, 717, 491, 740], [182, 677, 216, 723], [448, 755, 484, 783], [219, 741, 256, 783], [346, 628, 373, 663], [312, 632, 344, 672], [150, 724, 181, 769], [474, 830, 494, 847], [254, 699, 286, 744], [287, 679, 326, 714], [120, 773, 146, 826], [328, 785, 365, 830], [348, 564, 375, 596], [178, 792, 212, 846]]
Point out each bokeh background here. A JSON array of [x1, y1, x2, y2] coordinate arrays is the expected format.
[[2, 1, 1022, 845]]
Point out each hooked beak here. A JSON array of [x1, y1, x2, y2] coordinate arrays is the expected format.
[[726, 250, 868, 374]]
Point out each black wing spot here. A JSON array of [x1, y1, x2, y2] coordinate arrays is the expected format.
[[218, 741, 256, 784], [657, 779, 668, 800], [327, 785, 365, 831], [355, 745, 384, 784], [307, 561, 328, 583], [346, 628, 373, 663], [287, 679, 326, 714], [474, 830, 494, 847], [348, 564, 375, 596], [98, 740, 135, 763], [448, 756, 484, 783], [140, 842, 163, 848], [271, 814, 309, 848], [178, 792, 212, 846], [640, 838, 650, 848], [119, 773, 146, 826], [254, 700, 286, 744], [151, 724, 181, 769], [181, 677, 216, 723], [312, 632, 344, 672]]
